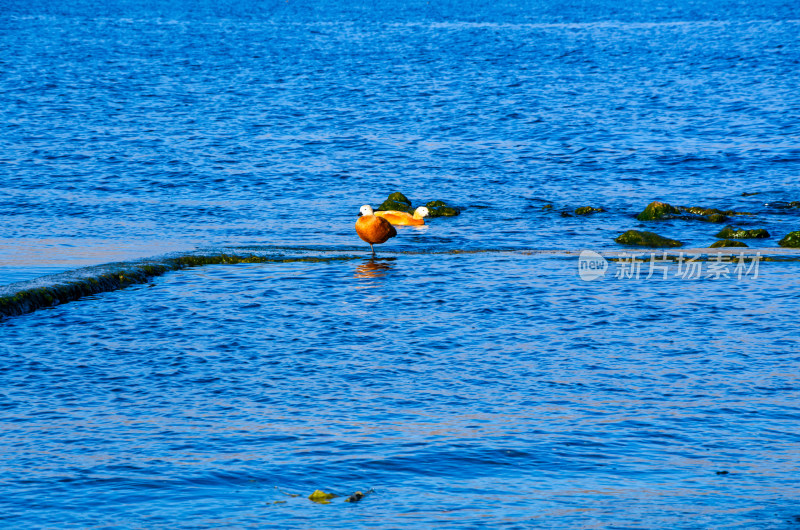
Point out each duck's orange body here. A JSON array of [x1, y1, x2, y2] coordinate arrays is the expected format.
[[356, 213, 396, 255], [375, 210, 425, 226]]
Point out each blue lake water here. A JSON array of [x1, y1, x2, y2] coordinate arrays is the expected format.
[[2, 0, 800, 527]]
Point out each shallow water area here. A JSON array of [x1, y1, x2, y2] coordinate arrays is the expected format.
[[2, 254, 800, 527]]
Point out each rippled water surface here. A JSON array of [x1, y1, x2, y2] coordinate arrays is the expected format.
[[2, 0, 800, 527], [3, 256, 800, 527]]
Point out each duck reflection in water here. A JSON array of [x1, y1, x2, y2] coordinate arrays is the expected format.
[[354, 258, 395, 281]]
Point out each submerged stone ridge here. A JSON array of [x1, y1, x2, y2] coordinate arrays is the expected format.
[[0, 253, 359, 321]]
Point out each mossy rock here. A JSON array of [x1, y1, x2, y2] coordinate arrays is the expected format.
[[682, 206, 750, 216], [768, 201, 800, 210], [377, 200, 413, 213], [715, 226, 770, 239], [636, 201, 681, 221], [424, 200, 461, 217], [709, 239, 748, 248], [345, 491, 365, 503], [615, 230, 683, 248], [308, 490, 337, 504], [778, 231, 800, 248], [387, 192, 411, 206], [575, 206, 606, 215], [682, 206, 721, 216], [377, 192, 413, 213], [705, 213, 729, 223], [637, 201, 750, 222]]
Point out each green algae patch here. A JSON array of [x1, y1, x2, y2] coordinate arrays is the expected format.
[[377, 192, 413, 213], [709, 239, 748, 248], [715, 226, 770, 239], [615, 230, 683, 248], [636, 201, 681, 221], [425, 199, 461, 217], [574, 206, 606, 215], [779, 231, 800, 248], [308, 490, 337, 504]]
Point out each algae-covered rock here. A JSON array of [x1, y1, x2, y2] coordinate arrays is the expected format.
[[715, 226, 770, 239], [779, 231, 800, 248], [387, 191, 411, 205], [770, 201, 800, 209], [376, 193, 461, 217], [637, 201, 751, 222], [308, 490, 337, 504], [682, 206, 720, 216], [377, 200, 413, 213], [424, 200, 461, 217], [614, 230, 683, 248], [636, 201, 681, 221], [682, 206, 751, 216], [377, 192, 413, 213], [575, 206, 606, 215], [705, 213, 729, 223], [345, 491, 365, 503], [709, 239, 748, 248]]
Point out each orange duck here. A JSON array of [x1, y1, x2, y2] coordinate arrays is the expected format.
[[355, 205, 397, 256], [375, 206, 430, 226]]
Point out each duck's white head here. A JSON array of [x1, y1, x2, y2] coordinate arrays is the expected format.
[[413, 206, 430, 219], [359, 204, 374, 217]]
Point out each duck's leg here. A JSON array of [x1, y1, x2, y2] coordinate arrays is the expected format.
[[370, 243, 375, 257]]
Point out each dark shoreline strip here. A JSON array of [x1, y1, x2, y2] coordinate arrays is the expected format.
[[0, 254, 359, 321]]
